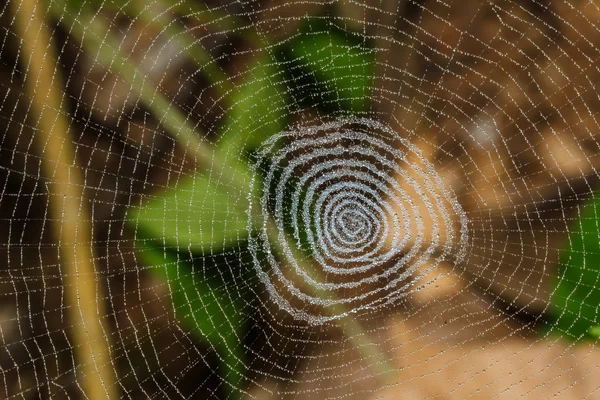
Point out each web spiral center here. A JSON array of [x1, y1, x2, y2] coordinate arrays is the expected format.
[[247, 117, 469, 324]]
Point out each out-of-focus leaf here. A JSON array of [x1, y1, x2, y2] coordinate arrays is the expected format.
[[588, 325, 600, 338], [130, 173, 248, 253], [288, 22, 375, 112], [218, 52, 287, 159], [550, 192, 600, 340], [137, 241, 247, 397]]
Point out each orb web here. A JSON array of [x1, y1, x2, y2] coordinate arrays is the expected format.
[[247, 116, 468, 324], [1, 0, 600, 399]]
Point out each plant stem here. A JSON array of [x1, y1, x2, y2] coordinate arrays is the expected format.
[[49, 1, 395, 385], [266, 218, 395, 381], [124, 1, 235, 103], [13, 0, 117, 398]]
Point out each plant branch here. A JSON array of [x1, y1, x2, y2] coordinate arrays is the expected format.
[[13, 0, 117, 398], [49, 1, 395, 385], [124, 1, 235, 103]]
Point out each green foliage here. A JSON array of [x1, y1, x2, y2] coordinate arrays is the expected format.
[[550, 192, 600, 340], [287, 21, 375, 112], [136, 241, 247, 397], [130, 173, 249, 254], [130, 52, 289, 253], [588, 325, 600, 338], [218, 52, 288, 159], [128, 50, 289, 395], [126, 15, 379, 394]]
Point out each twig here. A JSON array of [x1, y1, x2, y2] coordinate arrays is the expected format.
[[12, 0, 117, 398], [49, 1, 396, 385], [124, 1, 235, 103]]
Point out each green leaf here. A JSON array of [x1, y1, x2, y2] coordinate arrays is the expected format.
[[588, 326, 600, 338], [218, 52, 288, 159], [550, 191, 600, 340], [129, 173, 249, 253], [288, 22, 375, 112], [136, 241, 247, 397]]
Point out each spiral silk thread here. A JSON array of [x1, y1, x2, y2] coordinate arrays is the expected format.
[[247, 117, 469, 324]]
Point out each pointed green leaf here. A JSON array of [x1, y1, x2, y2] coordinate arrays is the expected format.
[[136, 241, 247, 397], [218, 52, 288, 159], [550, 191, 600, 340], [130, 173, 249, 253], [289, 23, 375, 112]]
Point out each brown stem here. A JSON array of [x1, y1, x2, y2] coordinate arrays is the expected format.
[[12, 0, 117, 398]]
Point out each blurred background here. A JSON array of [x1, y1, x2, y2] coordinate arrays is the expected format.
[[2, 0, 600, 398]]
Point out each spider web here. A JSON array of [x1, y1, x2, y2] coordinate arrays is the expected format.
[[1, 0, 600, 398]]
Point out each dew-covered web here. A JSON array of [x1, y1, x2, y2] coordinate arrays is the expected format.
[[3, 0, 600, 398]]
